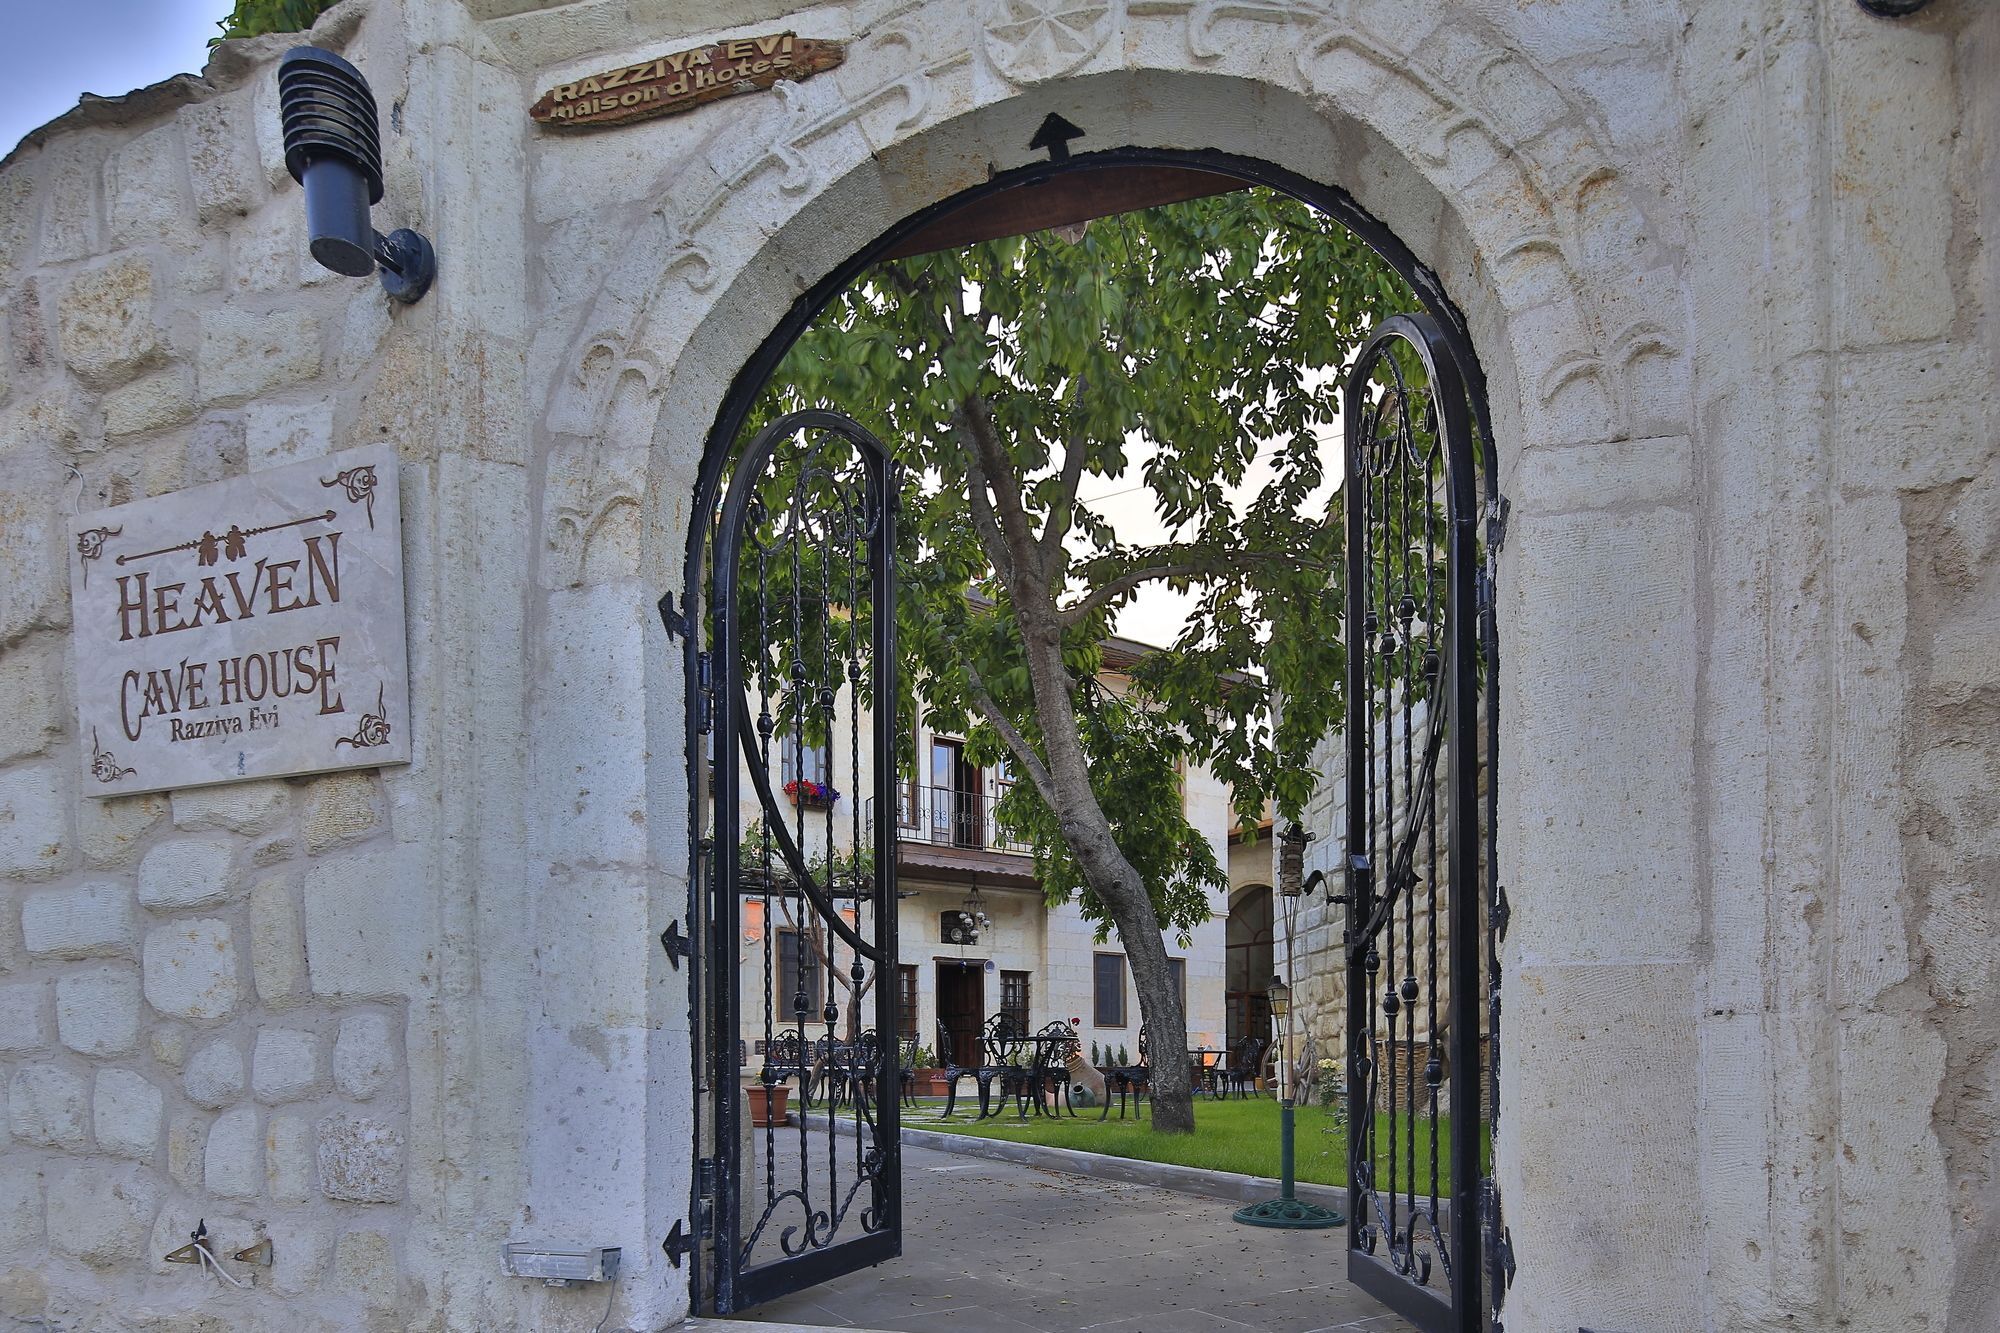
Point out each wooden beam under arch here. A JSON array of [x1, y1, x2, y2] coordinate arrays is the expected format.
[[879, 164, 1247, 260]]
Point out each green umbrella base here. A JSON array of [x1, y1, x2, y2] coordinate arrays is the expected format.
[[1232, 1196, 1346, 1229]]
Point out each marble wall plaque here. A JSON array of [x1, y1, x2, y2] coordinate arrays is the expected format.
[[68, 442, 410, 797]]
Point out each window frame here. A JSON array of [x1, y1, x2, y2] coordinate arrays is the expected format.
[[1000, 969, 1031, 1033], [775, 927, 825, 1019], [1092, 952, 1127, 1028]]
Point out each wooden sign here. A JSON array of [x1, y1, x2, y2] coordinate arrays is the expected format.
[[530, 34, 845, 130], [67, 443, 411, 797]]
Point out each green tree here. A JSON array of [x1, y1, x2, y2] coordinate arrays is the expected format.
[[212, 0, 338, 47], [748, 186, 1415, 1132]]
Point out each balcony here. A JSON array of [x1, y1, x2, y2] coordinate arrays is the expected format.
[[870, 784, 1037, 889]]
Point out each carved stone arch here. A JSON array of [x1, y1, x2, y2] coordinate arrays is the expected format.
[[535, 7, 1688, 574]]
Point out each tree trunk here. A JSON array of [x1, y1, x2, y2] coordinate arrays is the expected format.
[[1018, 618, 1198, 1133]]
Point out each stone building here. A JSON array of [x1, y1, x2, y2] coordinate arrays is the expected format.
[[0, 1, 1994, 1330]]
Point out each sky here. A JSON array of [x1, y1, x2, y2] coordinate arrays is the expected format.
[[3, 0, 235, 157]]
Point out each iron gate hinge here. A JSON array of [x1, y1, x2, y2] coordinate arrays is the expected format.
[[697, 1157, 717, 1197], [659, 920, 690, 968], [662, 1218, 696, 1268], [695, 652, 714, 734], [1493, 882, 1510, 942], [658, 591, 690, 640], [1485, 493, 1511, 554]]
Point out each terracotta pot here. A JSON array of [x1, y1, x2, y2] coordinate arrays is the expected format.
[[747, 1083, 791, 1128], [919, 1070, 950, 1097]]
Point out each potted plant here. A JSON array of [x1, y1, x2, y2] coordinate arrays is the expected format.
[[910, 1044, 950, 1097], [784, 777, 840, 809], [747, 1079, 791, 1128]]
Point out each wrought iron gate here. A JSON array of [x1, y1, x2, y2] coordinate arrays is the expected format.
[[1341, 315, 1508, 1331], [680, 409, 902, 1314]]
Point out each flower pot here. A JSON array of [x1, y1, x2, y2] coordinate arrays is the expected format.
[[747, 1083, 791, 1128], [919, 1070, 950, 1097]]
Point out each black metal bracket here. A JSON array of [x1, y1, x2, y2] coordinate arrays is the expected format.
[[662, 1218, 696, 1269], [1493, 882, 1511, 942], [1485, 492, 1511, 554], [658, 590, 690, 640], [1028, 112, 1084, 162], [373, 228, 436, 304], [659, 920, 691, 969]]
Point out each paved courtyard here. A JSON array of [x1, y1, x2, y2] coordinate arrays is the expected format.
[[730, 1136, 1417, 1333]]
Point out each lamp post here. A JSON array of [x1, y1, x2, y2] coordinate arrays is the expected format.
[[1234, 826, 1343, 1229]]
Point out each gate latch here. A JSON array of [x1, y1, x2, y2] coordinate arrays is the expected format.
[[661, 1219, 696, 1269], [659, 920, 691, 969]]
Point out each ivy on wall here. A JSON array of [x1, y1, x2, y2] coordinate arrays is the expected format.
[[211, 0, 339, 47]]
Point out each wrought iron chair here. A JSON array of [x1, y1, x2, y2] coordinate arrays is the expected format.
[[1099, 1025, 1151, 1120], [1029, 1020, 1081, 1117], [760, 1030, 813, 1106], [1220, 1034, 1270, 1099], [823, 1029, 880, 1112], [898, 1035, 919, 1108]]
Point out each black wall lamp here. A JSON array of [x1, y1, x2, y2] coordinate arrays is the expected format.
[[277, 47, 435, 304]]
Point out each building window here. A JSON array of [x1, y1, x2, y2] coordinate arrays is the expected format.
[[776, 929, 823, 1019], [897, 965, 919, 1039], [782, 736, 829, 786], [1093, 953, 1126, 1028], [1001, 970, 1031, 1032], [1167, 957, 1186, 1011]]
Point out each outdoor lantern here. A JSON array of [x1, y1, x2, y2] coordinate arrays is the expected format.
[[1266, 974, 1290, 1019], [278, 47, 435, 303]]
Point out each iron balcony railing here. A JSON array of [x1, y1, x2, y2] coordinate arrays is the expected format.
[[867, 783, 1032, 855]]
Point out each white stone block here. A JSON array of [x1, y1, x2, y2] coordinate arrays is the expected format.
[[268, 1217, 327, 1295], [171, 779, 291, 836], [0, 1158, 44, 1253], [138, 838, 239, 910], [165, 1112, 203, 1191], [0, 764, 71, 879], [183, 94, 261, 227], [244, 399, 335, 471], [196, 306, 323, 403], [93, 1067, 163, 1160], [316, 1111, 404, 1203], [142, 918, 241, 1021], [0, 981, 48, 1054], [46, 1163, 160, 1268], [252, 1027, 323, 1103], [302, 845, 428, 1000], [250, 876, 309, 1009], [55, 255, 160, 387], [333, 1226, 400, 1292], [151, 1022, 190, 1070], [54, 966, 143, 1057], [183, 1038, 246, 1109], [0, 643, 62, 763], [78, 791, 167, 869], [104, 122, 196, 249], [101, 364, 196, 438], [205, 1104, 263, 1202], [333, 1011, 397, 1100], [9, 1063, 90, 1149], [266, 1112, 314, 1205], [21, 882, 135, 959], [302, 771, 381, 854]]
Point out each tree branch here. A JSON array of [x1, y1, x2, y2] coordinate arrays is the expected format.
[[960, 659, 1057, 805], [1037, 375, 1091, 577]]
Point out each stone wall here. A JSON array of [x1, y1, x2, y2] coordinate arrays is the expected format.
[[0, 1, 1991, 1331]]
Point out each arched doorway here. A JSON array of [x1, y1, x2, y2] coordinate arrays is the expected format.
[[1226, 882, 1276, 1053], [679, 139, 1498, 1329], [535, 24, 1697, 1331]]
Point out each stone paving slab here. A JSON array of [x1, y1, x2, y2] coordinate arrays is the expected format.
[[723, 1134, 1417, 1333]]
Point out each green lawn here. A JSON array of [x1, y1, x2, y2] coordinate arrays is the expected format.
[[914, 1095, 1467, 1193]]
